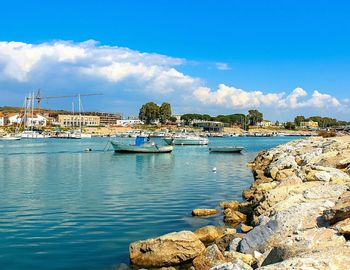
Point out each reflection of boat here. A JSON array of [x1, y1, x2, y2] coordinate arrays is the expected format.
[[209, 146, 244, 153], [111, 136, 173, 153], [0, 134, 21, 141], [163, 135, 209, 145]]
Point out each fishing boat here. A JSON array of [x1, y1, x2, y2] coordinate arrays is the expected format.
[[209, 146, 244, 153], [0, 134, 21, 141], [163, 135, 209, 145], [111, 136, 173, 153]]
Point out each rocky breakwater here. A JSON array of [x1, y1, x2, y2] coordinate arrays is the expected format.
[[238, 136, 350, 269], [128, 136, 350, 270]]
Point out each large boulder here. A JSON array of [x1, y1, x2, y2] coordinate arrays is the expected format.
[[129, 231, 205, 267], [192, 244, 226, 270], [258, 246, 350, 270], [220, 201, 239, 210], [192, 208, 219, 217], [323, 191, 350, 224], [239, 218, 278, 254], [194, 226, 225, 243], [332, 217, 350, 236], [224, 209, 246, 225], [209, 259, 253, 270], [224, 251, 255, 266]]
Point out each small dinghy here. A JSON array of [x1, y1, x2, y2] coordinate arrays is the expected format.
[[111, 136, 173, 153], [209, 146, 244, 153]]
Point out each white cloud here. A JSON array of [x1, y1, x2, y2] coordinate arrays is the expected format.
[[215, 62, 231, 70], [0, 40, 197, 94], [194, 84, 283, 108], [193, 84, 342, 110], [0, 39, 346, 117]]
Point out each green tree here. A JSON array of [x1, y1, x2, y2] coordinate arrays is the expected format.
[[294, 115, 305, 126], [159, 102, 172, 124], [139, 102, 160, 124], [247, 109, 263, 125], [285, 122, 296, 130], [169, 116, 177, 123]]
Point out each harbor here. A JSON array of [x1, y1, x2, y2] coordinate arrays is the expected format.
[[0, 136, 301, 269]]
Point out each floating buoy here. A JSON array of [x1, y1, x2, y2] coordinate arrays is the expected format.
[[212, 167, 217, 172], [85, 148, 92, 152]]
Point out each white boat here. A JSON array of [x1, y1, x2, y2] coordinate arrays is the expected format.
[[0, 134, 21, 141], [21, 130, 51, 139], [163, 135, 209, 145], [111, 137, 173, 153], [209, 146, 244, 153], [80, 133, 92, 138]]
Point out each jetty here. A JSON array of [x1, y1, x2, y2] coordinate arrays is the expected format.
[[128, 136, 350, 269]]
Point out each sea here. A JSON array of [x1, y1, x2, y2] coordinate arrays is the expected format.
[[0, 136, 301, 269]]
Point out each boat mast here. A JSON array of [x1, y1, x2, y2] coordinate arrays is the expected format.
[[72, 101, 74, 128], [31, 92, 35, 131], [78, 94, 82, 133]]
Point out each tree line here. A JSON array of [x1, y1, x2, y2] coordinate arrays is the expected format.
[[139, 102, 174, 124], [181, 109, 263, 127]]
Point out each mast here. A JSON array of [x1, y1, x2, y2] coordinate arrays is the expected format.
[[78, 94, 82, 132], [72, 101, 74, 127], [31, 92, 35, 131]]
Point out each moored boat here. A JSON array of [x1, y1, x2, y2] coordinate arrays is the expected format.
[[163, 135, 209, 145], [0, 134, 21, 141], [209, 146, 244, 153], [111, 136, 173, 153], [21, 130, 51, 139]]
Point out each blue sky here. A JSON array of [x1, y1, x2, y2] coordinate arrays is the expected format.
[[0, 0, 349, 120]]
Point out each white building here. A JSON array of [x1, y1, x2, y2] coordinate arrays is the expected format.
[[116, 119, 144, 126], [8, 114, 22, 125], [8, 113, 47, 127], [0, 114, 9, 126]]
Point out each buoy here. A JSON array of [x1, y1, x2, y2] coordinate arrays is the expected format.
[[212, 167, 217, 172], [85, 148, 92, 152]]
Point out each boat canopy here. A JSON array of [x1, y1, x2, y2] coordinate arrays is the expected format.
[[135, 136, 145, 146]]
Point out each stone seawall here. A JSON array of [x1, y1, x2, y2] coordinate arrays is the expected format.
[[127, 137, 350, 270]]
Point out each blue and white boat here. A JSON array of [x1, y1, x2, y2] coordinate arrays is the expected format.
[[111, 136, 173, 153]]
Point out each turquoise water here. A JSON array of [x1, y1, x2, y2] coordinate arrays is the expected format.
[[0, 136, 300, 270]]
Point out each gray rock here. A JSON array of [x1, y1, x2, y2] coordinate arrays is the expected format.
[[209, 259, 252, 270], [228, 237, 242, 252], [239, 219, 278, 254]]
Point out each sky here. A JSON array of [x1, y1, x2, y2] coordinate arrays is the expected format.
[[0, 0, 350, 121]]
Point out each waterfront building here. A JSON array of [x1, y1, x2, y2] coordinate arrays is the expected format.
[[116, 119, 144, 126], [195, 121, 224, 132], [58, 114, 100, 127], [0, 113, 9, 126], [257, 120, 273, 127], [82, 112, 122, 126], [172, 114, 183, 124], [300, 120, 319, 129], [7, 113, 47, 127]]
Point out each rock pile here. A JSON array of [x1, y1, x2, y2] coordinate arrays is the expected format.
[[128, 137, 350, 269]]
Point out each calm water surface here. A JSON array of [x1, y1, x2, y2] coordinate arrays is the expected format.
[[0, 136, 301, 270]]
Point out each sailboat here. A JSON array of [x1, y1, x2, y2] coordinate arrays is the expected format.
[[20, 92, 50, 139], [72, 94, 92, 139]]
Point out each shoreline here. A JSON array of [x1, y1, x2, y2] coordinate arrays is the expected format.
[[127, 136, 350, 270]]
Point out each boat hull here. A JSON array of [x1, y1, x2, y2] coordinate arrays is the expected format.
[[111, 141, 173, 153], [163, 138, 209, 145], [209, 146, 244, 153], [0, 136, 21, 141]]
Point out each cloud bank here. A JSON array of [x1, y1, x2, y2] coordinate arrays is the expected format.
[[193, 84, 342, 110], [0, 40, 199, 95], [0, 40, 345, 116]]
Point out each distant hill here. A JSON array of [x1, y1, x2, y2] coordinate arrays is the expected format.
[[0, 106, 71, 115]]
